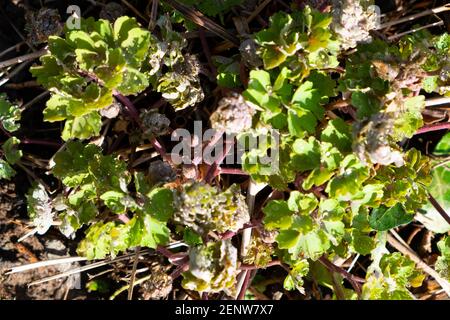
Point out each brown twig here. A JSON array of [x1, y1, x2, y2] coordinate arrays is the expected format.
[[0, 49, 47, 69], [120, 0, 149, 22], [127, 246, 141, 300], [3, 80, 39, 89], [163, 0, 239, 46], [246, 0, 272, 23], [378, 4, 450, 29], [428, 193, 450, 225], [148, 0, 159, 30], [21, 91, 50, 111], [0, 41, 25, 59], [199, 29, 217, 78]]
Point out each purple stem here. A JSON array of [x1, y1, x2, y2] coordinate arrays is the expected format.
[[415, 122, 450, 135], [205, 137, 235, 183], [150, 137, 171, 163], [168, 252, 189, 266], [112, 90, 141, 125], [218, 167, 249, 176], [318, 256, 363, 296], [156, 245, 176, 259], [117, 214, 130, 224], [113, 91, 172, 163], [199, 29, 217, 78], [220, 230, 236, 240], [169, 262, 189, 280], [237, 270, 256, 300]]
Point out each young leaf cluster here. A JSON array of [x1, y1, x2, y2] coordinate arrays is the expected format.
[[238, 6, 437, 295]]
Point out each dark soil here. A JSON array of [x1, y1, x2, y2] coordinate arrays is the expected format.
[[0, 180, 85, 299]]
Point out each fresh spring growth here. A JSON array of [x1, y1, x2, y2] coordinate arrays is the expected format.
[[0, 94, 21, 133], [30, 16, 152, 140], [30, 15, 204, 141], [235, 5, 439, 296], [45, 141, 173, 258], [0, 137, 22, 180], [254, 7, 340, 76], [362, 252, 425, 299], [18, 3, 450, 300], [436, 237, 450, 281]]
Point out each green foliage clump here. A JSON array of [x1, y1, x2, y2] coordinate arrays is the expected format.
[[237, 7, 438, 294], [0, 137, 22, 180], [242, 235, 273, 268], [0, 94, 21, 133], [254, 7, 340, 77], [436, 237, 450, 280], [363, 252, 424, 300], [30, 15, 204, 141], [30, 16, 151, 140], [18, 4, 450, 300], [263, 192, 346, 260], [25, 141, 173, 259]]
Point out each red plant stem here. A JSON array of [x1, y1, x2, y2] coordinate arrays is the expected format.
[[117, 214, 130, 224], [150, 137, 170, 163], [220, 230, 236, 240], [205, 137, 235, 183], [415, 122, 450, 135], [318, 256, 363, 296], [199, 29, 216, 78], [218, 167, 249, 176], [113, 90, 172, 163], [156, 245, 176, 259], [168, 253, 189, 266], [112, 90, 141, 125], [219, 222, 260, 240], [318, 256, 365, 283], [169, 262, 189, 280], [237, 269, 253, 300], [1, 122, 61, 148], [428, 193, 450, 225]]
